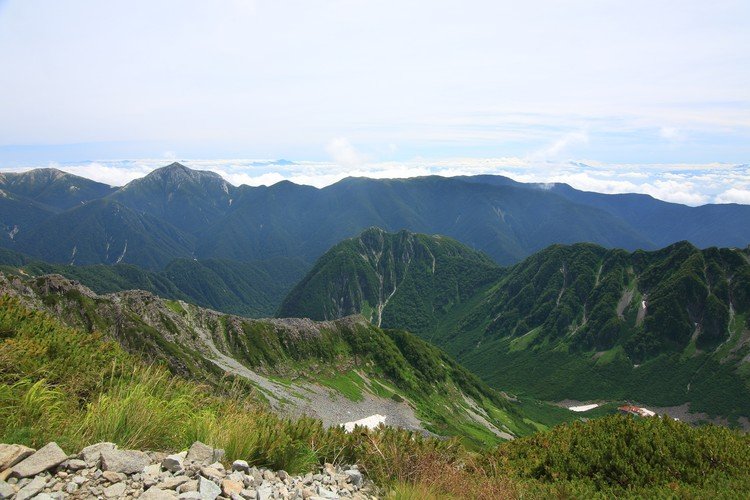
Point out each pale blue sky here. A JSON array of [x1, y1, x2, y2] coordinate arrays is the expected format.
[[0, 1, 748, 203]]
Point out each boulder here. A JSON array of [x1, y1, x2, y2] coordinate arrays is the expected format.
[[198, 476, 221, 500], [155, 476, 190, 490], [102, 470, 125, 483], [103, 481, 127, 498], [177, 480, 199, 493], [186, 442, 224, 466], [100, 449, 150, 474], [0, 444, 35, 471], [10, 442, 67, 478], [80, 442, 117, 467], [199, 466, 224, 481], [221, 478, 243, 496], [0, 480, 16, 500], [256, 483, 273, 500], [64, 459, 87, 471], [231, 460, 249, 473], [344, 469, 363, 487], [15, 475, 47, 500], [141, 487, 179, 500], [162, 453, 185, 473], [178, 492, 202, 500]]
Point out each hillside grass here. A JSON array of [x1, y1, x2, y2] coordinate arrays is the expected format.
[[2, 295, 750, 498]]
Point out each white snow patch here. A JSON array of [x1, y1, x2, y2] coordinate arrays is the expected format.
[[343, 414, 386, 432], [568, 404, 599, 412]]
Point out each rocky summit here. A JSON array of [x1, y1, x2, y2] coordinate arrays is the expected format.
[[0, 441, 375, 500]]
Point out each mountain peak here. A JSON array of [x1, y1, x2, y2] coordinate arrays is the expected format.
[[149, 162, 223, 181]]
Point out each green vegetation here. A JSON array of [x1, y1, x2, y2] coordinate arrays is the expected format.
[[278, 227, 503, 335], [3, 294, 749, 498], [287, 236, 750, 423], [422, 242, 750, 423], [319, 371, 365, 402], [0, 272, 542, 448]]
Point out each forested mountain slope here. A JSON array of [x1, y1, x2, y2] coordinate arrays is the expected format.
[[283, 232, 750, 423], [278, 228, 503, 334]]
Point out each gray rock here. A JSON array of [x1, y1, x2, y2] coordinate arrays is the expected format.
[[156, 476, 190, 490], [0, 444, 35, 471], [343, 470, 362, 488], [72, 475, 87, 485], [144, 463, 162, 477], [15, 475, 47, 500], [198, 476, 221, 500], [178, 492, 202, 499], [35, 494, 55, 500], [10, 443, 67, 478], [101, 449, 150, 474], [186, 442, 224, 466], [231, 460, 249, 473], [141, 487, 179, 500], [256, 483, 272, 500], [80, 442, 117, 467], [0, 480, 15, 500], [162, 453, 185, 473], [199, 466, 224, 481], [239, 490, 256, 500], [102, 470, 125, 483], [103, 481, 127, 498], [177, 480, 198, 493], [64, 458, 87, 471], [316, 485, 339, 499], [65, 481, 78, 493]]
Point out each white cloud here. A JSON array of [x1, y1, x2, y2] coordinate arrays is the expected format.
[[715, 188, 750, 204], [640, 180, 709, 205], [659, 127, 683, 141], [326, 138, 369, 168], [528, 131, 589, 160]]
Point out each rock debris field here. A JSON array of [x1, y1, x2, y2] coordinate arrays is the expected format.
[[0, 441, 376, 500]]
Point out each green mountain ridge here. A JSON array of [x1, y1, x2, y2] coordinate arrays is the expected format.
[[0, 271, 546, 446], [282, 230, 750, 424], [278, 227, 503, 335]]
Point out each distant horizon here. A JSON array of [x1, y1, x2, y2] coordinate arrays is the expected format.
[[1, 157, 748, 207]]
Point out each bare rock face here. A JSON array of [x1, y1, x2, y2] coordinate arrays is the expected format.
[[9, 443, 67, 478]]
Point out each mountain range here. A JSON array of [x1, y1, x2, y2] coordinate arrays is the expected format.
[[1, 162, 749, 428], [282, 230, 750, 423], [1, 162, 749, 270]]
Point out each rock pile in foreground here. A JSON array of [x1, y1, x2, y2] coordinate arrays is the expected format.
[[0, 442, 376, 500]]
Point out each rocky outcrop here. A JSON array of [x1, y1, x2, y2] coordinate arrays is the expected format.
[[0, 441, 376, 499]]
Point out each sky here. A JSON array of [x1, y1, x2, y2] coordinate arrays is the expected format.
[[0, 1, 748, 204]]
